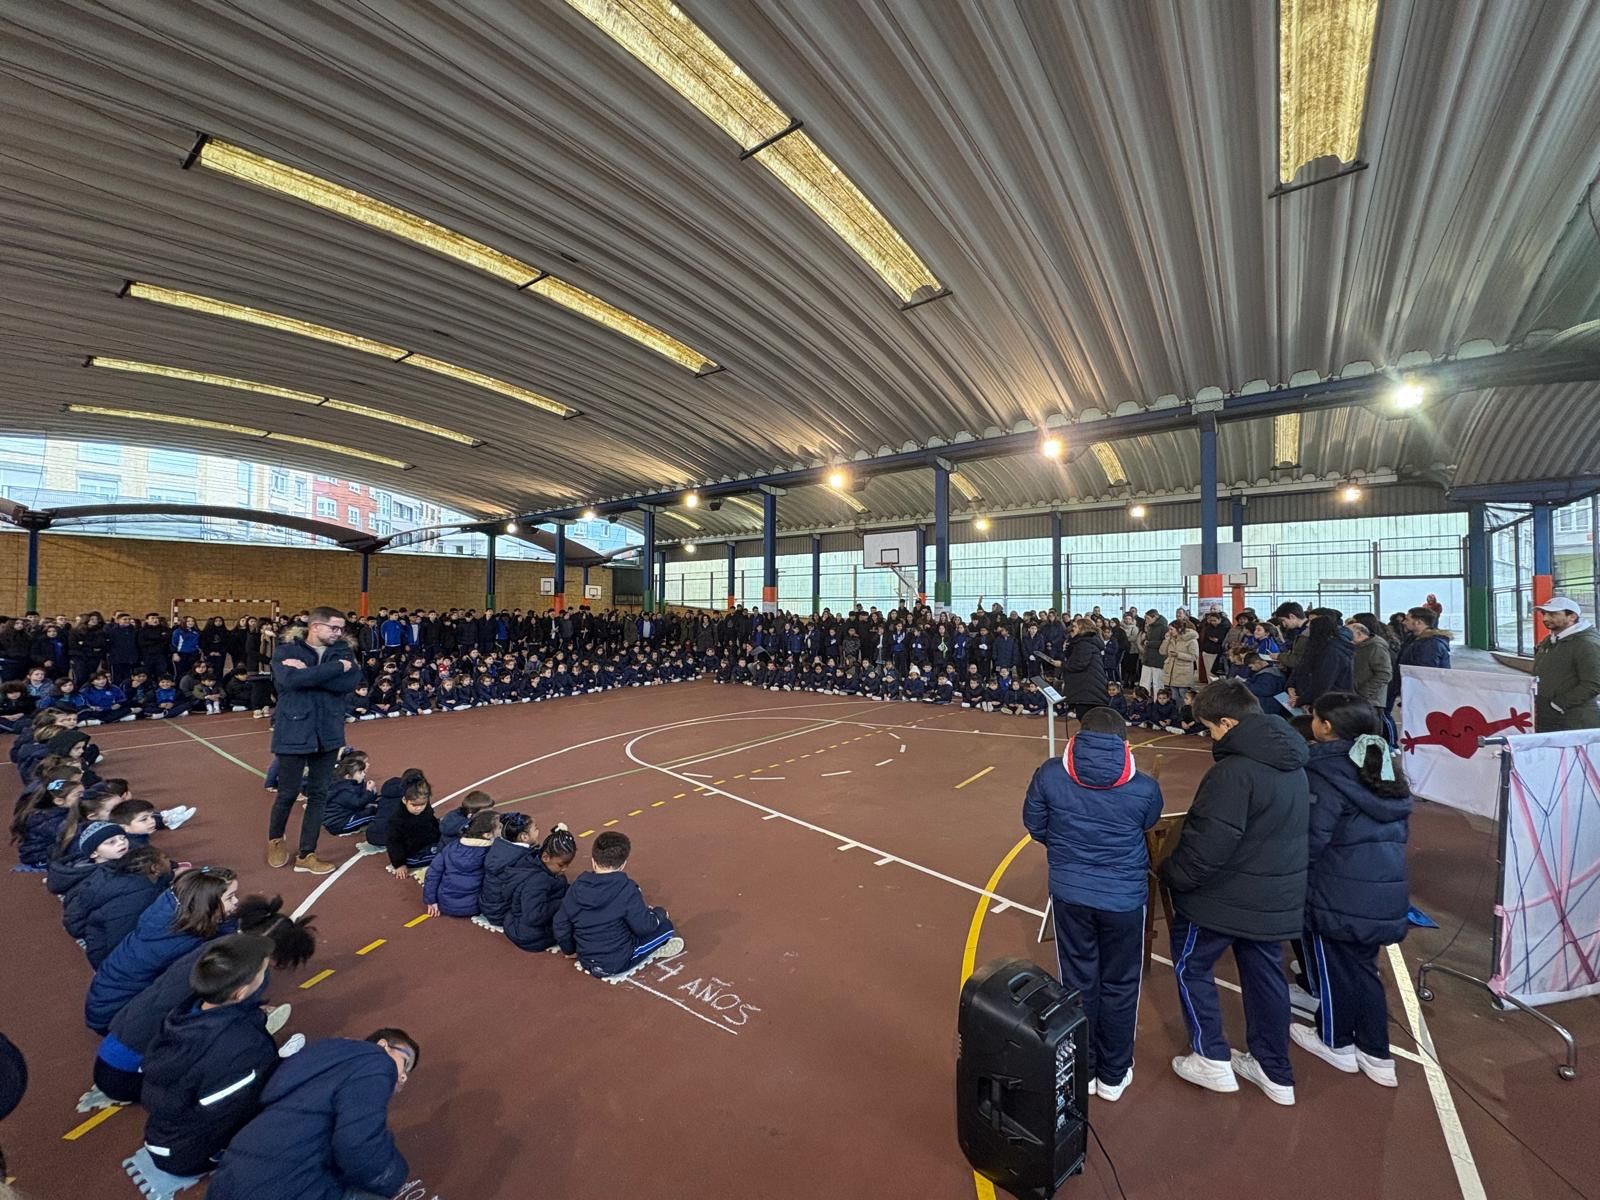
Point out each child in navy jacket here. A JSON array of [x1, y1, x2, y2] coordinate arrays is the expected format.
[[322, 756, 379, 837], [1151, 689, 1181, 733], [440, 790, 495, 841], [473, 812, 540, 933], [555, 831, 684, 978], [423, 811, 497, 918], [1023, 707, 1163, 1099], [384, 781, 440, 880], [503, 827, 578, 952]]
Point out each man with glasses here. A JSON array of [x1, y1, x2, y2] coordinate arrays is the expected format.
[[266, 606, 360, 874]]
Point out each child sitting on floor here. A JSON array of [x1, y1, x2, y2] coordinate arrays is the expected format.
[[1151, 688, 1180, 733], [440, 789, 496, 841], [385, 780, 440, 882], [365, 767, 426, 853], [12, 777, 82, 870], [423, 811, 498, 918], [1125, 686, 1151, 728], [475, 812, 541, 934], [322, 756, 379, 838], [555, 831, 684, 978], [502, 825, 580, 953]]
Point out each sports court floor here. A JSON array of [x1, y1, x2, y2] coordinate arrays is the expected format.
[[4, 681, 1595, 1199]]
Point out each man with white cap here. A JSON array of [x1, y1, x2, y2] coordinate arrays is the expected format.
[[1532, 597, 1600, 732]]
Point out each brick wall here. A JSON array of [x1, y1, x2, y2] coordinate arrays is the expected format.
[[0, 531, 611, 618]]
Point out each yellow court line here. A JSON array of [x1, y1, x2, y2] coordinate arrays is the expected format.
[[579, 829, 596, 838], [300, 968, 336, 990], [404, 913, 432, 928], [713, 779, 726, 785], [734, 773, 745, 779], [603, 819, 619, 827], [357, 939, 386, 955], [673, 792, 686, 799], [628, 809, 644, 816], [960, 833, 1033, 1200], [954, 766, 995, 790], [651, 801, 665, 807], [63, 1105, 122, 1140]]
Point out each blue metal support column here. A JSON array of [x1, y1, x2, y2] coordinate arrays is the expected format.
[[641, 508, 657, 613], [1050, 510, 1063, 612], [725, 541, 737, 610], [811, 534, 822, 615], [1466, 503, 1490, 649], [581, 565, 590, 605], [761, 490, 779, 613], [933, 464, 951, 610], [915, 526, 927, 605], [1532, 503, 1555, 644], [484, 532, 497, 613], [26, 527, 40, 612], [552, 522, 567, 613], [656, 551, 667, 608], [1197, 413, 1222, 612]]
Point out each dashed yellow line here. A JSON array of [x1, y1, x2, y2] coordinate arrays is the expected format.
[[603, 819, 619, 827], [954, 766, 995, 790], [713, 779, 726, 785], [734, 773, 745, 779], [628, 809, 644, 816], [651, 800, 666, 807], [579, 829, 596, 838], [63, 1106, 122, 1140], [300, 968, 337, 989], [357, 939, 386, 955], [673, 792, 686, 799], [404, 913, 432, 928]]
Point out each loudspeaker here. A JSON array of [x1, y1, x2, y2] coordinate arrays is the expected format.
[[957, 958, 1088, 1199]]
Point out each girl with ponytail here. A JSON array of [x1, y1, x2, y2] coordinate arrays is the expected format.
[[1292, 691, 1412, 1088], [501, 826, 578, 954]]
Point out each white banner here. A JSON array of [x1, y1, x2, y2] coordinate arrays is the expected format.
[[1399, 666, 1536, 818], [1492, 730, 1600, 1007]]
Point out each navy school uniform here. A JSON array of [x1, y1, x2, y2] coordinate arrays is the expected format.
[[1104, 691, 1129, 718], [1019, 688, 1047, 714], [96, 941, 213, 1103], [401, 684, 431, 715], [140, 999, 279, 1177], [1024, 731, 1164, 1083], [554, 869, 676, 977], [65, 860, 173, 968], [85, 888, 236, 1034], [933, 679, 955, 704], [347, 690, 371, 719], [385, 805, 440, 871], [477, 838, 536, 928], [17, 804, 68, 868], [1125, 698, 1150, 726], [473, 677, 497, 706], [903, 674, 926, 701], [322, 778, 378, 836], [363, 777, 408, 850], [422, 834, 493, 917], [1150, 699, 1179, 727]]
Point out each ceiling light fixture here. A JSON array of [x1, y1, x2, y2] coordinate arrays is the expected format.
[[684, 543, 698, 554], [1277, 0, 1379, 183], [1340, 484, 1363, 503], [723, 495, 767, 521], [86, 356, 481, 445], [827, 468, 849, 489], [581, 508, 597, 520], [66, 404, 411, 469], [1128, 503, 1148, 519], [1391, 383, 1425, 410], [974, 517, 991, 532], [1090, 443, 1127, 485], [506, 521, 519, 534], [124, 282, 578, 417], [1040, 436, 1064, 459], [566, 0, 942, 305], [683, 491, 700, 508], [187, 139, 717, 372]]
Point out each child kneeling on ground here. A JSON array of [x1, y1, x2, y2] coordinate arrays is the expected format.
[[555, 831, 683, 978], [1022, 706, 1163, 1101], [385, 780, 439, 883]]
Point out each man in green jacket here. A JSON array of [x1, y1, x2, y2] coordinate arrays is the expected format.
[[1532, 597, 1600, 732]]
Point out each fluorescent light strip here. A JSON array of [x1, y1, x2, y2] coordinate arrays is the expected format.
[[126, 283, 576, 418], [191, 140, 717, 371], [663, 509, 702, 530], [1090, 443, 1127, 485], [195, 140, 540, 285], [1278, 0, 1379, 183], [66, 404, 411, 469], [950, 471, 982, 502], [834, 489, 868, 514], [567, 0, 940, 303], [87, 357, 481, 446], [1273, 413, 1302, 466], [723, 495, 767, 521], [125, 283, 406, 358]]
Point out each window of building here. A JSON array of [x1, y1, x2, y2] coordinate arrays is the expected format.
[[77, 442, 121, 464], [348, 505, 360, 526], [269, 469, 289, 494], [294, 477, 307, 499], [1556, 504, 1592, 534], [316, 497, 337, 518], [147, 448, 199, 475], [348, 482, 361, 493], [0, 436, 47, 459], [76, 473, 120, 501], [367, 511, 378, 530], [147, 487, 199, 504], [236, 462, 252, 491], [316, 474, 337, 483]]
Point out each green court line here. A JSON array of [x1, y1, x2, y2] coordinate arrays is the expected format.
[[170, 722, 268, 778]]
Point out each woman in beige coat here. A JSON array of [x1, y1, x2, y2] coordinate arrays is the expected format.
[[1161, 617, 1202, 704]]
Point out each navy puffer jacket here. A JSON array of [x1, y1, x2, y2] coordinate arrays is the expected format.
[[477, 838, 535, 926], [503, 859, 569, 952], [422, 836, 492, 917], [1303, 740, 1411, 945], [65, 861, 172, 968], [1023, 733, 1163, 912], [554, 870, 665, 975], [85, 889, 230, 1032]]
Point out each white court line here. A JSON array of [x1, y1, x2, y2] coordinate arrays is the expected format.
[[1387, 943, 1484, 1198], [821, 770, 852, 777], [838, 842, 858, 852], [624, 731, 1045, 919], [873, 855, 893, 866], [748, 776, 786, 782], [625, 977, 738, 1037], [874, 759, 894, 767], [990, 900, 1012, 914], [681, 771, 713, 779], [762, 813, 780, 820], [99, 728, 270, 751]]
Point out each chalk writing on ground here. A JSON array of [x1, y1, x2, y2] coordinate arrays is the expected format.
[[648, 957, 762, 1029]]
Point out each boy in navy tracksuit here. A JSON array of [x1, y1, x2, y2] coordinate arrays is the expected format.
[[555, 831, 684, 978], [1023, 708, 1164, 1100], [322, 757, 379, 837]]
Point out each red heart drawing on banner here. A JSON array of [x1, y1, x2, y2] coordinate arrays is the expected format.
[[1402, 705, 1533, 757]]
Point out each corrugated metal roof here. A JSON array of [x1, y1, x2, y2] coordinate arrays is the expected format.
[[1, 1, 1598, 525]]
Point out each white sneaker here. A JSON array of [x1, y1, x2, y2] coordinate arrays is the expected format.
[[1230, 1051, 1295, 1105], [1288, 982, 1319, 1016], [354, 841, 384, 856], [1355, 1049, 1399, 1088], [1095, 1066, 1133, 1103], [1171, 1052, 1239, 1093], [1290, 1021, 1356, 1072], [118, 714, 136, 722], [645, 936, 686, 964], [265, 1003, 292, 1035], [77, 1086, 126, 1112], [278, 1032, 306, 1058], [160, 806, 197, 830]]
